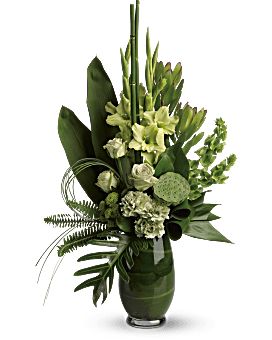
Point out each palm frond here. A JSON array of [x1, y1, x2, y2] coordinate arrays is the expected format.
[[74, 232, 151, 306], [44, 214, 97, 228], [67, 200, 99, 219], [57, 224, 108, 257]]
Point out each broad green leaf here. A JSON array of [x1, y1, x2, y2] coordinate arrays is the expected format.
[[74, 276, 100, 292], [116, 216, 133, 232], [171, 199, 192, 220], [173, 146, 189, 179], [87, 57, 119, 167], [155, 152, 175, 177], [77, 252, 115, 262], [207, 213, 221, 221], [166, 218, 190, 241], [166, 222, 183, 241], [194, 203, 219, 217], [155, 142, 189, 179], [116, 258, 129, 282], [74, 263, 109, 276], [184, 221, 232, 243], [189, 191, 210, 207], [58, 106, 104, 204]]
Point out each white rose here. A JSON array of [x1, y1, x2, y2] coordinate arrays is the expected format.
[[96, 170, 118, 193], [130, 163, 158, 191], [103, 138, 127, 159]]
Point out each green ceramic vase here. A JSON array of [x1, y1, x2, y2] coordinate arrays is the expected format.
[[119, 234, 175, 328]]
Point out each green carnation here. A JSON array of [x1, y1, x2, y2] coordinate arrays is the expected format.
[[120, 191, 152, 217], [135, 218, 165, 239], [120, 191, 170, 239]]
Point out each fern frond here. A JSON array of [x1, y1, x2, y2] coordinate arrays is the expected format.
[[57, 224, 108, 257], [67, 200, 99, 219], [73, 232, 152, 306], [44, 214, 97, 228]]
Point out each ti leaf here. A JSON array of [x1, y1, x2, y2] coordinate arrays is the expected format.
[[58, 106, 104, 204], [87, 57, 119, 167], [166, 218, 190, 241], [192, 203, 219, 221], [183, 221, 232, 243]]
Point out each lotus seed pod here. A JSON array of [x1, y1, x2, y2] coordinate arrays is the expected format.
[[154, 172, 190, 205]]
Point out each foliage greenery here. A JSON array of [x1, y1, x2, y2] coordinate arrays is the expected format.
[[38, 0, 236, 307]]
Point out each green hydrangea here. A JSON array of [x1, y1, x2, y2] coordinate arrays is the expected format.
[[120, 191, 170, 239]]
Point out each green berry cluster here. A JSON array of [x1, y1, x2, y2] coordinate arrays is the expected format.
[[99, 192, 120, 220]]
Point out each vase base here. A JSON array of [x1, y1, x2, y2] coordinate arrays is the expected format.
[[126, 316, 166, 329]]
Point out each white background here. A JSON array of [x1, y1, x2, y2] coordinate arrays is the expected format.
[[1, 0, 272, 339]]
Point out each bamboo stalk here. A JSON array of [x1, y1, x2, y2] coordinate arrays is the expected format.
[[135, 0, 142, 163], [130, 4, 137, 126], [135, 0, 140, 124], [130, 2, 142, 164]]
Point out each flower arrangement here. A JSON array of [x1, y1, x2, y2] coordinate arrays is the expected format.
[[38, 0, 236, 318]]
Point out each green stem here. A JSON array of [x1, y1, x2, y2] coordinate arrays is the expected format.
[[116, 158, 127, 189]]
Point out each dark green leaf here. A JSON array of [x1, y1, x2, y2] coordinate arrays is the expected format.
[[155, 152, 175, 177], [166, 222, 183, 241], [58, 106, 104, 204], [74, 263, 109, 276], [194, 204, 219, 217], [189, 191, 210, 207], [207, 213, 221, 221], [87, 57, 118, 166], [184, 221, 232, 243], [77, 252, 115, 262], [116, 216, 133, 232], [74, 276, 101, 292], [173, 146, 189, 179], [116, 258, 130, 282], [166, 218, 190, 241]]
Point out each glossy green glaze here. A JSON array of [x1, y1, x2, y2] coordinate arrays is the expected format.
[[119, 235, 175, 321]]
